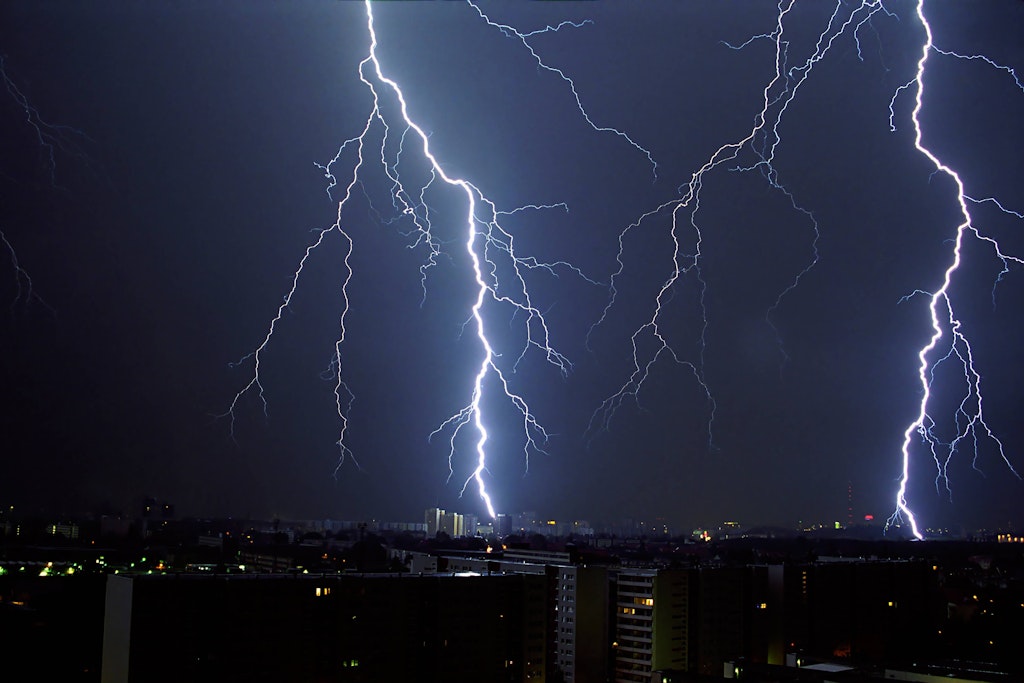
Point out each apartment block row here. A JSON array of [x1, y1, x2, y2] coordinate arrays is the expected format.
[[101, 553, 936, 682]]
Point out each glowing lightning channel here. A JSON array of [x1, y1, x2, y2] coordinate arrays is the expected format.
[[587, 1, 894, 445], [1, 229, 51, 317], [228, 1, 641, 517], [1, 55, 95, 189], [467, 2, 658, 179], [886, 1, 1023, 539], [1, 56, 91, 317]]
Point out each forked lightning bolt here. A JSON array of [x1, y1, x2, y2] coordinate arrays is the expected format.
[[587, 0, 1020, 537], [467, 3, 658, 179], [1, 229, 50, 316], [588, 1, 892, 445], [227, 1, 643, 517], [2, 55, 95, 189], [1, 55, 91, 316], [887, 1, 1023, 539]]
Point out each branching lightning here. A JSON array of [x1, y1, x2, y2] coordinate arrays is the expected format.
[[886, 1, 1023, 539], [586, 0, 1020, 536], [587, 1, 893, 445], [1, 229, 50, 317], [227, 1, 644, 517], [1, 55, 89, 317], [5, 1, 1020, 531], [467, 3, 658, 179], [2, 55, 94, 189]]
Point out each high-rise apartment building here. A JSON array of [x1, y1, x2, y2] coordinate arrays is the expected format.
[[425, 507, 444, 536], [440, 511, 464, 538], [552, 564, 610, 683], [614, 569, 695, 683]]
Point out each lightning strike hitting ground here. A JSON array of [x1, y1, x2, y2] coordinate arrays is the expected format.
[[226, 1, 645, 517], [4, 2, 1022, 531], [886, 1, 1023, 539], [586, 0, 1020, 536]]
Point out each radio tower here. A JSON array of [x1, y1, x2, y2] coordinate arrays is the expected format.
[[847, 481, 854, 529]]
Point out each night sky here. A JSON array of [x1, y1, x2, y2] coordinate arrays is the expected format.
[[2, 1, 1022, 532]]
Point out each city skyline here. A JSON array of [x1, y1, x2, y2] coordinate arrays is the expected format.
[[2, 2, 1022, 531], [0, 496, 985, 541]]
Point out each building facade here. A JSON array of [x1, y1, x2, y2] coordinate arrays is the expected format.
[[102, 572, 547, 683], [614, 569, 695, 683]]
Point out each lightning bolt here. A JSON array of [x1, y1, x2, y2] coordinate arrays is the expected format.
[[582, 0, 1019, 537], [227, 1, 642, 517], [587, 1, 894, 445], [1, 55, 90, 317], [223, 1, 1020, 530], [467, 3, 658, 179], [1, 229, 50, 317], [1, 55, 94, 189], [886, 1, 1023, 539]]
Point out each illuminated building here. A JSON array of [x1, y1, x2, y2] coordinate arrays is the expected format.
[[440, 511, 465, 538], [513, 511, 539, 534], [463, 513, 479, 537], [424, 508, 471, 537], [496, 513, 513, 537], [424, 507, 444, 536], [46, 521, 80, 540]]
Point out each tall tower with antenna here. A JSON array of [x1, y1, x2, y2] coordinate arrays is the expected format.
[[847, 481, 854, 528]]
